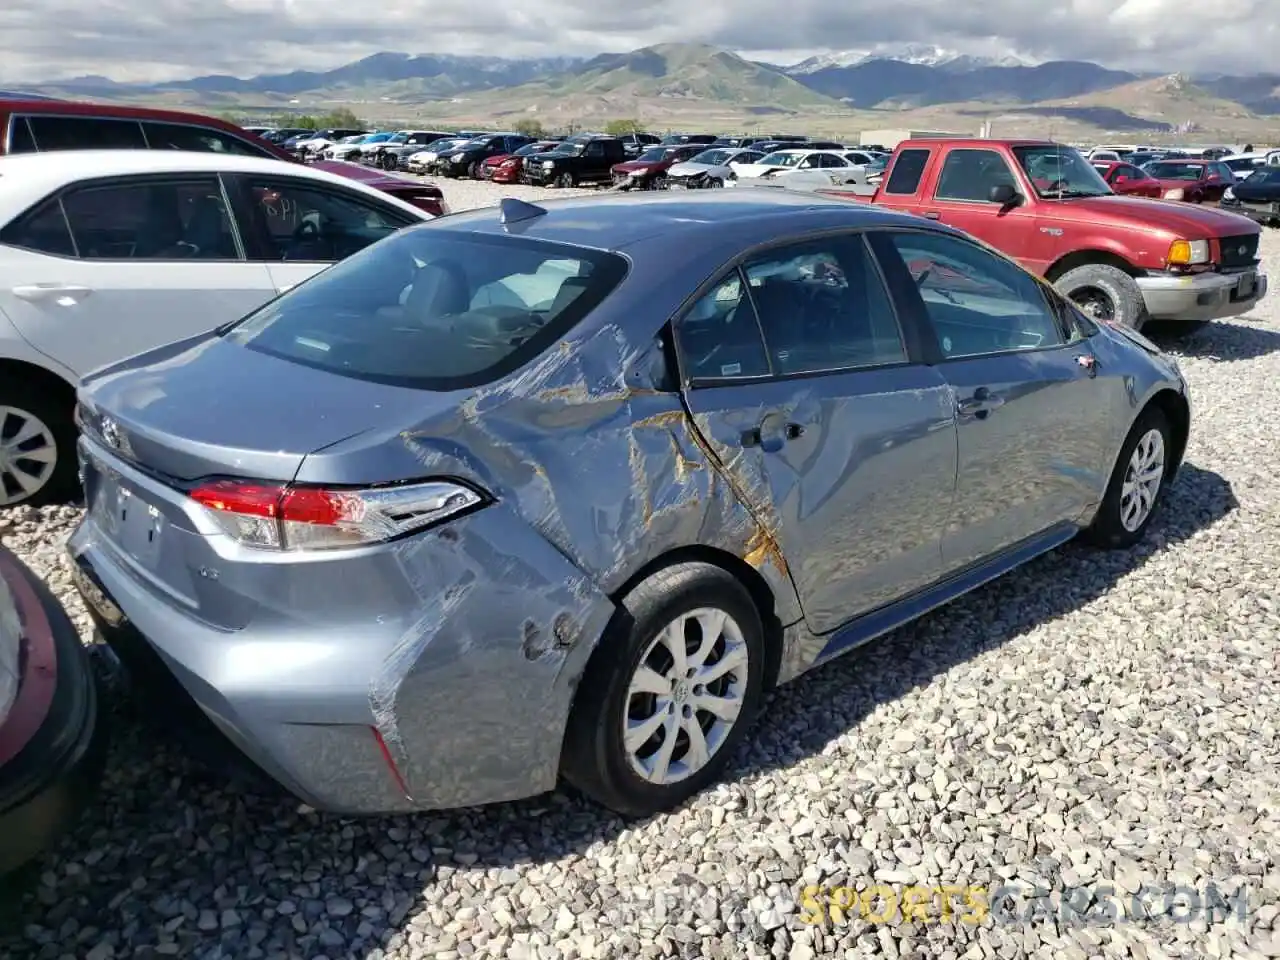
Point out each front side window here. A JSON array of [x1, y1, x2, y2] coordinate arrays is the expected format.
[[240, 179, 409, 262], [141, 121, 267, 156], [884, 148, 930, 194], [758, 152, 804, 167], [56, 178, 238, 260], [24, 115, 147, 151], [883, 231, 1063, 359], [936, 149, 1022, 202], [223, 230, 628, 390]]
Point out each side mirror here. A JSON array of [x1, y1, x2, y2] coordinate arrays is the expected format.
[[988, 183, 1020, 205]]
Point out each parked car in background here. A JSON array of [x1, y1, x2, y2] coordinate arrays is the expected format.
[[0, 544, 106, 877], [526, 136, 628, 187], [309, 160, 447, 217], [731, 149, 867, 189], [617, 132, 661, 157], [1220, 167, 1280, 226], [0, 98, 295, 161], [405, 137, 471, 175], [658, 134, 718, 146], [850, 138, 1266, 333], [370, 131, 453, 171], [611, 144, 705, 189], [665, 147, 765, 188], [0, 151, 434, 505], [437, 134, 536, 179], [483, 140, 562, 182], [67, 190, 1189, 819], [1222, 151, 1270, 181], [296, 129, 367, 160], [322, 134, 378, 162], [261, 127, 313, 145], [242, 126, 275, 138], [1141, 159, 1236, 203], [1090, 160, 1163, 198]]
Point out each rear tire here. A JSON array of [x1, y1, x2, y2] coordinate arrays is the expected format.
[[1055, 263, 1149, 331], [561, 562, 765, 818], [1081, 406, 1172, 549], [0, 380, 79, 507]]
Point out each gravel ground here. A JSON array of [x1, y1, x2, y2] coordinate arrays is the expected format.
[[2, 183, 1279, 960]]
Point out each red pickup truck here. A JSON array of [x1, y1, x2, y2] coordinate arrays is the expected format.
[[829, 138, 1267, 332]]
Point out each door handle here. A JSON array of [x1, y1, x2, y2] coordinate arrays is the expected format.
[[922, 211, 942, 220], [1076, 353, 1099, 377], [741, 420, 805, 447], [957, 387, 1005, 419], [11, 283, 93, 301], [784, 422, 805, 439], [741, 427, 763, 448]]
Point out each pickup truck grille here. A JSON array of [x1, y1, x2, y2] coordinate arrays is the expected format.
[[1219, 233, 1259, 269]]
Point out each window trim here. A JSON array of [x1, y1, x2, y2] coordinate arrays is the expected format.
[[871, 226, 1072, 364], [221, 173, 419, 264], [6, 111, 277, 159], [0, 172, 248, 263], [670, 228, 922, 390]]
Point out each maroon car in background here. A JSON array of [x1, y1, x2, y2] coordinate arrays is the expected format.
[[1141, 158, 1236, 203], [1091, 160, 1163, 198], [310, 160, 449, 217], [483, 140, 562, 183], [610, 143, 704, 189]]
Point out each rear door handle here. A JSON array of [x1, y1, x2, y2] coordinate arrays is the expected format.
[[957, 386, 1005, 419], [1076, 353, 1099, 377], [11, 283, 93, 301], [922, 211, 942, 220]]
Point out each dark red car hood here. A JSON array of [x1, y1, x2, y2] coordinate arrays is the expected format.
[[312, 160, 443, 198], [614, 159, 669, 174]]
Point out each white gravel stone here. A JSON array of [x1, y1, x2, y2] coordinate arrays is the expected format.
[[2, 184, 1278, 960]]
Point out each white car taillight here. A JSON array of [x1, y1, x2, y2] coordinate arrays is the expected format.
[[189, 479, 485, 551]]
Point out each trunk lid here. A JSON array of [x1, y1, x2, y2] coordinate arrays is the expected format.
[[79, 334, 444, 484]]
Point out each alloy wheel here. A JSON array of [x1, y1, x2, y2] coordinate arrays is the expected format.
[[623, 607, 749, 785], [1120, 428, 1165, 531], [0, 405, 58, 506]]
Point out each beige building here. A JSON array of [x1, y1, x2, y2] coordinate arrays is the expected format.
[[858, 129, 968, 149]]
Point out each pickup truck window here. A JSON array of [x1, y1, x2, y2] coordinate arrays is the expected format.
[[1013, 146, 1114, 198], [884, 149, 931, 195], [935, 149, 1019, 202], [883, 231, 1063, 360]]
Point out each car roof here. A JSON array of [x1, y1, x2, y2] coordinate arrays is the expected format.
[[0, 150, 429, 223], [431, 190, 954, 252]]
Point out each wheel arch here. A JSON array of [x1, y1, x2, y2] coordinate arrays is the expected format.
[[1045, 249, 1138, 284], [0, 357, 78, 401], [1145, 387, 1191, 481], [605, 545, 787, 693]]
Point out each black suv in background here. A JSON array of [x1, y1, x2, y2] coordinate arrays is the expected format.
[[525, 136, 627, 187], [436, 133, 536, 179], [617, 132, 661, 157], [659, 133, 718, 147]]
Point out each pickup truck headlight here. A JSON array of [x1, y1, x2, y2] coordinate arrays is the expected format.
[[1167, 239, 1210, 266]]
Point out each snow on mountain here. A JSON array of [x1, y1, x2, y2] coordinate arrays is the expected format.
[[783, 44, 1037, 75]]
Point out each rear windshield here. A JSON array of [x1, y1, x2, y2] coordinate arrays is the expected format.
[[223, 228, 629, 390]]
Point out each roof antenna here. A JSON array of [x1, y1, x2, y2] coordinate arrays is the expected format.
[[499, 197, 548, 226]]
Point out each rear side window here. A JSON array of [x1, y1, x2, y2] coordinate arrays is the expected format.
[[223, 230, 629, 390], [884, 149, 930, 194], [0, 197, 76, 256], [141, 121, 266, 157], [7, 117, 36, 154], [24, 116, 147, 151]]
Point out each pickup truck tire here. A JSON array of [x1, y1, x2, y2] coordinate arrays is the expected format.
[[1054, 264, 1149, 331], [556, 172, 577, 189]]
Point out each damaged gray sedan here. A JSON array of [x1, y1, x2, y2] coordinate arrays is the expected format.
[[67, 191, 1189, 817]]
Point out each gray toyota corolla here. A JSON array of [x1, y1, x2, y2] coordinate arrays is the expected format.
[[69, 191, 1189, 817]]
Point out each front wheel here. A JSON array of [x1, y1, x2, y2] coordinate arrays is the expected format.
[[561, 562, 765, 817], [1054, 263, 1149, 331], [1081, 406, 1172, 549], [556, 172, 576, 189], [0, 387, 78, 507], [469, 161, 483, 180]]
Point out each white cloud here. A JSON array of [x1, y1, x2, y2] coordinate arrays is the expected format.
[[0, 0, 1276, 83]]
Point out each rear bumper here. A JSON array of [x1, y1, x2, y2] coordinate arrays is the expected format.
[[1137, 269, 1267, 323], [0, 553, 107, 877], [65, 462, 617, 815]]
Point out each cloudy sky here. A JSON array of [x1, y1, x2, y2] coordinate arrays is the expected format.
[[2, 0, 1277, 83]]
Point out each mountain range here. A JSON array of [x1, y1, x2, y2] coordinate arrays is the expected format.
[[15, 43, 1280, 138]]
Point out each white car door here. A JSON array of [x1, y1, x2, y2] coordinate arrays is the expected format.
[[0, 174, 275, 378], [224, 172, 422, 294]]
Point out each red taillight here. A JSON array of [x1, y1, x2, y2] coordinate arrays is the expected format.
[[188, 478, 484, 551]]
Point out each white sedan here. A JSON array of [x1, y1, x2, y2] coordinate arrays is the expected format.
[[0, 151, 432, 507], [729, 149, 872, 189], [405, 138, 470, 174]]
